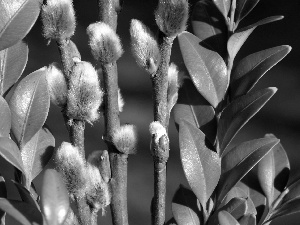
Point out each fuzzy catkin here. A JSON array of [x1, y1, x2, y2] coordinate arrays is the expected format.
[[87, 22, 123, 64], [112, 124, 138, 154], [130, 19, 160, 74], [41, 0, 76, 40]]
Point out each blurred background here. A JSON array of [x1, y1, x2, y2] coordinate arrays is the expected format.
[[1, 0, 300, 224]]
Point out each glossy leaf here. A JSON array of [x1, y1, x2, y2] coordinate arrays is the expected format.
[[209, 198, 247, 225], [174, 79, 217, 144], [281, 178, 300, 205], [239, 214, 256, 225], [257, 135, 290, 205], [0, 176, 6, 225], [218, 88, 277, 153], [172, 185, 201, 225], [41, 169, 69, 225], [178, 31, 228, 108], [212, 0, 231, 19], [269, 198, 300, 221], [13, 181, 40, 210], [235, 0, 260, 24], [0, 137, 25, 173], [0, 41, 28, 95], [0, 96, 11, 137], [222, 136, 279, 173], [192, 0, 228, 57], [217, 138, 279, 204], [230, 45, 291, 99], [9, 67, 50, 147], [0, 0, 42, 50], [218, 211, 240, 225], [179, 120, 221, 209], [228, 16, 284, 62], [21, 126, 55, 189], [0, 198, 43, 225]]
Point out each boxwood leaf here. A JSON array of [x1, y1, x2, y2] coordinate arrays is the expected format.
[[41, 169, 69, 225], [0, 41, 28, 95], [12, 181, 40, 210], [281, 178, 300, 205], [221, 136, 279, 173], [218, 211, 240, 225], [212, 0, 231, 20], [217, 138, 279, 204], [209, 197, 247, 225], [228, 16, 284, 63], [0, 137, 25, 173], [0, 0, 42, 51], [218, 88, 277, 153], [238, 214, 256, 225], [192, 0, 228, 58], [179, 120, 221, 209], [269, 198, 300, 221], [230, 45, 291, 99], [0, 96, 11, 137], [9, 67, 50, 148], [234, 0, 260, 25], [174, 79, 217, 144], [172, 185, 201, 225], [178, 31, 228, 108], [21, 126, 55, 189], [257, 134, 290, 206], [0, 198, 43, 225]]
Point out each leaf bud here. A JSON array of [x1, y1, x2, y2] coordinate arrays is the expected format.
[[55, 142, 86, 198], [112, 124, 138, 154], [41, 0, 76, 40], [87, 22, 123, 64], [85, 164, 111, 213], [149, 121, 167, 144], [130, 19, 161, 74], [67, 61, 103, 123], [46, 63, 67, 107], [88, 150, 111, 183], [167, 63, 183, 113], [155, 0, 189, 37]]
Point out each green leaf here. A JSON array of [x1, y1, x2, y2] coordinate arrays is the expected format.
[[257, 135, 290, 206], [234, 0, 260, 25], [178, 31, 228, 108], [218, 211, 240, 225], [0, 198, 43, 225], [179, 120, 221, 209], [238, 214, 256, 225], [21, 126, 55, 189], [0, 137, 25, 173], [281, 178, 300, 205], [212, 0, 231, 20], [227, 16, 284, 62], [221, 137, 279, 173], [230, 45, 291, 99], [12, 181, 40, 210], [218, 88, 277, 153], [174, 79, 217, 144], [9, 67, 50, 148], [269, 198, 300, 221], [0, 0, 42, 51], [192, 0, 228, 58], [217, 138, 279, 204], [209, 198, 247, 225], [0, 96, 11, 137], [172, 185, 201, 225], [0, 41, 28, 96], [41, 169, 69, 225]]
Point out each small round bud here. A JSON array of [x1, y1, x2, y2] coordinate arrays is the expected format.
[[41, 0, 76, 40], [88, 150, 111, 183], [118, 89, 125, 112], [46, 63, 67, 107], [130, 19, 161, 74], [67, 61, 103, 123], [55, 142, 86, 198], [112, 124, 137, 154], [87, 22, 123, 64], [155, 0, 189, 37], [167, 63, 183, 113]]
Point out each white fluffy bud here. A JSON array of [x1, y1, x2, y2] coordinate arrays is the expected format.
[[112, 124, 138, 154]]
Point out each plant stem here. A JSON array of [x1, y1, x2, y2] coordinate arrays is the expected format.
[[57, 39, 73, 82], [151, 33, 174, 225]]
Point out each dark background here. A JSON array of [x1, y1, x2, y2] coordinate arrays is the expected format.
[[2, 0, 300, 224]]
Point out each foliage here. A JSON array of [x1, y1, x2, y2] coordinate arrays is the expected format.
[[0, 0, 296, 225]]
